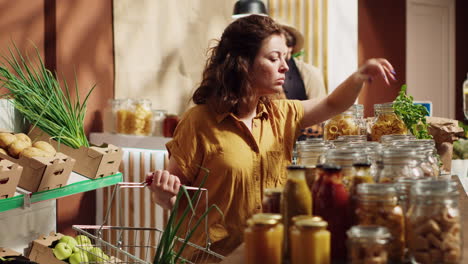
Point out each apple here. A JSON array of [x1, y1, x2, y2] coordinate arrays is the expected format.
[[88, 247, 110, 263], [75, 235, 92, 245], [69, 251, 89, 264], [59, 235, 78, 249], [52, 242, 73, 260]]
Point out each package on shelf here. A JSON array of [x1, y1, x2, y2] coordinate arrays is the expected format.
[[28, 232, 65, 264], [0, 152, 75, 193], [28, 128, 123, 179], [0, 158, 22, 199]]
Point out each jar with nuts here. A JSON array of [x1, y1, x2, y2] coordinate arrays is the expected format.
[[347, 225, 391, 264], [406, 180, 461, 264], [355, 183, 405, 263]]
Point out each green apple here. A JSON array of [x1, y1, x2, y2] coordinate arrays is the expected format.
[[59, 235, 78, 249], [69, 251, 89, 264], [52, 242, 73, 260], [88, 247, 110, 263], [75, 235, 92, 245]]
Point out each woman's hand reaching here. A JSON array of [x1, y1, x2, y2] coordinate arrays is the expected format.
[[146, 170, 181, 210], [355, 58, 397, 85]]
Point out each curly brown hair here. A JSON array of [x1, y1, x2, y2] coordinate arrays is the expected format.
[[192, 15, 284, 116]]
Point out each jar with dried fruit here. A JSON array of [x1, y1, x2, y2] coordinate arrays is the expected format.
[[406, 180, 461, 264], [355, 183, 405, 263], [347, 225, 391, 264]]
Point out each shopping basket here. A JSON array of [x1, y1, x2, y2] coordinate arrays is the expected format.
[[72, 182, 225, 263]]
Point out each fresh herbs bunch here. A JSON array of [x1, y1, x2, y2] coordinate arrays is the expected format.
[[0, 43, 94, 148], [393, 84, 432, 139], [154, 167, 222, 264]]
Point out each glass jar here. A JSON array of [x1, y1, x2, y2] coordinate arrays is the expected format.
[[355, 183, 405, 263], [349, 162, 374, 198], [378, 148, 425, 183], [336, 135, 367, 142], [115, 98, 132, 134], [152, 109, 167, 137], [322, 148, 369, 189], [351, 104, 367, 136], [262, 188, 283, 214], [395, 177, 430, 216], [163, 114, 179, 137], [380, 134, 416, 146], [323, 109, 360, 140], [290, 217, 331, 264], [391, 140, 440, 178], [295, 139, 330, 166], [313, 164, 351, 262], [281, 165, 312, 258], [104, 99, 121, 133], [347, 225, 391, 264], [245, 214, 284, 264], [370, 102, 407, 142], [406, 180, 461, 264]]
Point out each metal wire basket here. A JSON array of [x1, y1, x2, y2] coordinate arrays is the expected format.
[[72, 182, 224, 264]]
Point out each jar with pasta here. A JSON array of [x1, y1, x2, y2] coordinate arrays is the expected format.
[[355, 183, 405, 263], [347, 225, 391, 264], [370, 102, 407, 142], [406, 180, 461, 264], [323, 109, 359, 140], [115, 98, 153, 135]]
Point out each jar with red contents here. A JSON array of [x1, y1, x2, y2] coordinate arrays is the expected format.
[[312, 164, 351, 262], [163, 114, 179, 137]]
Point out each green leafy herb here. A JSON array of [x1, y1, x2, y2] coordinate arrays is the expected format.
[[0, 42, 94, 148], [393, 84, 432, 139]]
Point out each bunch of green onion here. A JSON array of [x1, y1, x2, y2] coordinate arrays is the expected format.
[[0, 43, 94, 148]]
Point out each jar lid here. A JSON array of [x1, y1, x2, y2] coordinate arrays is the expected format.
[[353, 162, 372, 168], [380, 134, 416, 143], [291, 215, 314, 224], [247, 215, 281, 226], [251, 213, 282, 222], [321, 164, 342, 172], [411, 179, 459, 197], [357, 183, 397, 195], [295, 216, 327, 228], [347, 225, 391, 240], [287, 165, 306, 170]]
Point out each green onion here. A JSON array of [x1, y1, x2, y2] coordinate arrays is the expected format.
[[0, 42, 94, 148], [153, 166, 223, 264]]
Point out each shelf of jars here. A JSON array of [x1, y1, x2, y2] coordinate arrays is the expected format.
[[0, 172, 122, 213]]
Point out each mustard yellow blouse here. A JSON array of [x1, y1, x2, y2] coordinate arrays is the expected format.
[[166, 99, 304, 258]]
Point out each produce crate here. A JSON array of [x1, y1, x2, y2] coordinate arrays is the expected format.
[[0, 247, 22, 257], [0, 152, 75, 193], [28, 128, 123, 179], [28, 232, 65, 264], [0, 158, 22, 199]]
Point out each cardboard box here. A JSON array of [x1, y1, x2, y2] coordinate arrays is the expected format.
[[0, 158, 22, 199], [29, 129, 123, 179], [0, 247, 22, 257], [28, 233, 64, 264], [0, 152, 75, 193]]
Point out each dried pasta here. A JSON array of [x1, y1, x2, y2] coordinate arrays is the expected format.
[[324, 115, 359, 140], [370, 113, 407, 142]]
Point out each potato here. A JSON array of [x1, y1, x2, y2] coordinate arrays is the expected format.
[[32, 141, 56, 155], [20, 147, 51, 158], [15, 133, 32, 146], [8, 140, 30, 158], [0, 133, 16, 148], [0, 148, 7, 155]]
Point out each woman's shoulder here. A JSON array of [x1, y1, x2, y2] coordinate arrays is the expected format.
[[268, 99, 303, 114], [179, 104, 216, 127]]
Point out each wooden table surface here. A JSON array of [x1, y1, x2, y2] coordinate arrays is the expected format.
[[221, 175, 468, 264]]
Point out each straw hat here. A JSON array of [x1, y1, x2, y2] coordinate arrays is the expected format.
[[277, 19, 304, 54]]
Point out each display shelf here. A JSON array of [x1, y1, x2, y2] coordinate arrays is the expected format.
[[0, 172, 122, 213]]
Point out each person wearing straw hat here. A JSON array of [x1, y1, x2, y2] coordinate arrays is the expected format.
[[280, 22, 327, 101]]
